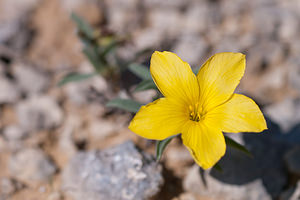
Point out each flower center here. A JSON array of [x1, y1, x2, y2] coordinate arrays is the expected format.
[[189, 103, 205, 122]]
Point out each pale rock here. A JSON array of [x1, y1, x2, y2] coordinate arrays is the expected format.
[[264, 98, 300, 132], [9, 148, 56, 184], [105, 0, 139, 33], [133, 28, 164, 50], [2, 125, 27, 151], [132, 89, 156, 104], [64, 62, 108, 105], [16, 95, 63, 132], [183, 3, 210, 34], [0, 178, 16, 196], [278, 11, 299, 42], [261, 66, 286, 90], [3, 125, 26, 141], [287, 59, 300, 91], [251, 6, 280, 36], [58, 116, 79, 162], [173, 34, 207, 67], [184, 165, 272, 200], [172, 192, 202, 200], [0, 76, 20, 104], [87, 119, 122, 140], [148, 9, 183, 39], [0, 0, 41, 43], [47, 192, 62, 200], [143, 0, 189, 9], [13, 63, 50, 95]]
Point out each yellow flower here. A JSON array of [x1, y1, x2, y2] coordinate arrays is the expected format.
[[129, 51, 267, 169]]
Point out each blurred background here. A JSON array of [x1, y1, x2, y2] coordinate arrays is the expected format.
[[0, 0, 299, 199]]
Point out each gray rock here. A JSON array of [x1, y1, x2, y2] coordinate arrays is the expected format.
[[0, 76, 20, 104], [16, 95, 63, 132], [13, 63, 50, 95], [284, 146, 300, 177], [62, 141, 163, 200], [9, 148, 56, 184]]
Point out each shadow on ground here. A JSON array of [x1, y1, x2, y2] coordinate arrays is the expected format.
[[209, 117, 300, 198]]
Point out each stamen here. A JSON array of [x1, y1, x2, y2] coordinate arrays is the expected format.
[[189, 103, 205, 122]]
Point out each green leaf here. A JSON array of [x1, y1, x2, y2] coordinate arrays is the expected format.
[[134, 79, 157, 92], [58, 72, 96, 86], [225, 136, 253, 158], [100, 40, 118, 57], [192, 67, 200, 75], [83, 46, 105, 72], [71, 13, 94, 39], [106, 98, 142, 113], [156, 134, 178, 162], [212, 163, 223, 172], [128, 63, 152, 80]]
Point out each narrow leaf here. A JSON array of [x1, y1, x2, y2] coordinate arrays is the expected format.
[[156, 134, 178, 162], [192, 67, 200, 75], [83, 46, 105, 72], [134, 79, 157, 92], [106, 98, 142, 113], [128, 63, 152, 80], [71, 13, 94, 39], [101, 40, 118, 57], [212, 163, 223, 172], [58, 72, 96, 86], [225, 136, 253, 158]]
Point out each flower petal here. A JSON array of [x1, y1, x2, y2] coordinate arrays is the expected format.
[[212, 94, 267, 133], [129, 98, 187, 140], [197, 52, 245, 111], [150, 51, 199, 105], [181, 121, 226, 169]]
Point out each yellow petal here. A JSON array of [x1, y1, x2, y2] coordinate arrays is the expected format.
[[197, 52, 245, 111], [212, 94, 267, 133], [128, 98, 187, 140], [181, 120, 226, 169], [150, 51, 199, 105]]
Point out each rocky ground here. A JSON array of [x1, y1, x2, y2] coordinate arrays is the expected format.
[[0, 0, 299, 199]]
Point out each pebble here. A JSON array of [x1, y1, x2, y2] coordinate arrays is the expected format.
[[9, 148, 56, 184]]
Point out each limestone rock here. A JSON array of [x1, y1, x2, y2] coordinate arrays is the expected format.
[[16, 95, 63, 132], [9, 148, 56, 184], [62, 141, 163, 200]]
